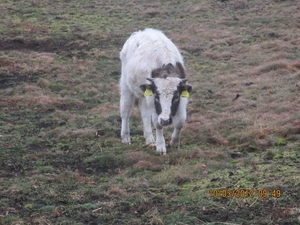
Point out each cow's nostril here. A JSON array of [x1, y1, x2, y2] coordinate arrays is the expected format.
[[160, 118, 172, 126]]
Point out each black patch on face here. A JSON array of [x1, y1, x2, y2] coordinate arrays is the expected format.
[[171, 90, 180, 116], [170, 82, 192, 117], [154, 91, 162, 115], [140, 82, 162, 116]]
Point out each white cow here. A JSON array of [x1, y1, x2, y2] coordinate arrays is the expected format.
[[119, 28, 192, 155]]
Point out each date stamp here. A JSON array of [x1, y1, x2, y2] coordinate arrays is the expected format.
[[209, 189, 281, 198]]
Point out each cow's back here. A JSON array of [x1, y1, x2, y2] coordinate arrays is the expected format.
[[120, 29, 183, 97]]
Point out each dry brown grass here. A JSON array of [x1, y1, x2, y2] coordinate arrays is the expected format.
[[107, 186, 127, 197], [185, 49, 300, 148], [150, 216, 164, 225], [0, 94, 84, 109], [133, 160, 161, 171], [174, 173, 191, 185], [90, 104, 119, 117], [0, 51, 58, 75], [140, 9, 161, 18], [125, 151, 163, 171], [56, 128, 95, 140], [125, 151, 155, 165], [1, 0, 300, 224]]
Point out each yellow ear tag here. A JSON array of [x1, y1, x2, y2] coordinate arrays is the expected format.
[[181, 90, 190, 98], [144, 88, 153, 97]]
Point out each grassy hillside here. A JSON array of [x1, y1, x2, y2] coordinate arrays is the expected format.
[[1, 0, 300, 224]]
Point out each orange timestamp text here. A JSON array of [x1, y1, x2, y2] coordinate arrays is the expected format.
[[209, 189, 281, 198]]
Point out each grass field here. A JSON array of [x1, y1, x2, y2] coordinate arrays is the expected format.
[[1, 0, 300, 224]]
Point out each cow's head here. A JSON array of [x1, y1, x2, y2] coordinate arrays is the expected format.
[[140, 63, 192, 127]]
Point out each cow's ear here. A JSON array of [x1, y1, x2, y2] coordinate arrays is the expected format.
[[178, 84, 192, 98], [178, 79, 191, 93], [179, 78, 188, 86], [185, 85, 192, 93], [140, 84, 154, 96], [140, 84, 148, 92]]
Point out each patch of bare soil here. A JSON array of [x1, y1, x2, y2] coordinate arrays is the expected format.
[[0, 72, 40, 89], [0, 34, 120, 55]]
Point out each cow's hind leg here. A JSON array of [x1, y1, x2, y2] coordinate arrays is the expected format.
[[120, 85, 135, 144], [170, 126, 182, 149]]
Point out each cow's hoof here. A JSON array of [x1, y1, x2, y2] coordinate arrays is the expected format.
[[156, 145, 166, 155], [146, 143, 156, 148], [121, 139, 131, 145], [121, 135, 131, 144], [170, 139, 180, 149]]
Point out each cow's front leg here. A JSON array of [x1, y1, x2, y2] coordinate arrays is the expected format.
[[140, 97, 155, 145], [156, 127, 166, 154], [170, 105, 187, 149], [152, 114, 166, 155]]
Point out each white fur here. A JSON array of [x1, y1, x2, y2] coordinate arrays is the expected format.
[[153, 77, 181, 123], [119, 28, 188, 154]]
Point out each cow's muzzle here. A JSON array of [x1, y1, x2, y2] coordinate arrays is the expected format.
[[160, 117, 172, 126]]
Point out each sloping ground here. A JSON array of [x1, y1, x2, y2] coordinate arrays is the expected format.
[[0, 0, 300, 224]]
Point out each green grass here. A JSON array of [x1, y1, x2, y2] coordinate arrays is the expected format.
[[1, 0, 300, 224]]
